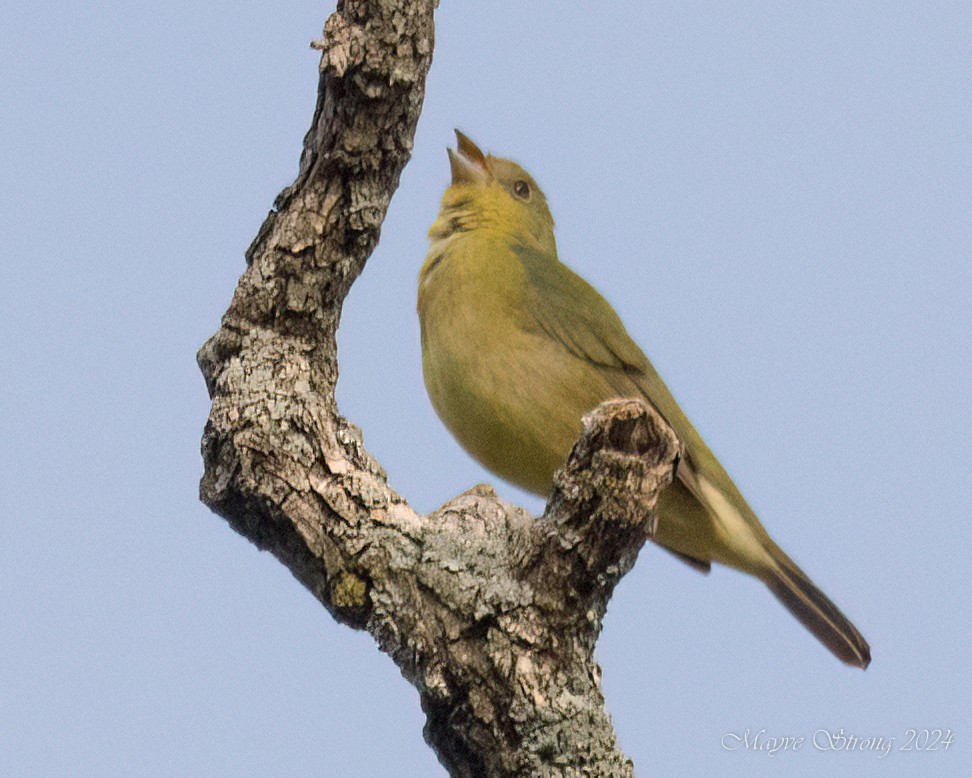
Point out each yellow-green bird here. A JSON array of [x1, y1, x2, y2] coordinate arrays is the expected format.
[[418, 131, 870, 669]]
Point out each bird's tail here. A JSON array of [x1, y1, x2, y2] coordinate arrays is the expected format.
[[662, 464, 870, 668], [760, 542, 871, 669]]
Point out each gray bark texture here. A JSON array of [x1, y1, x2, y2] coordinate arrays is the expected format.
[[198, 2, 679, 775]]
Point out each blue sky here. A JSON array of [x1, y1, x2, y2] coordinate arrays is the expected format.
[[2, 3, 970, 776]]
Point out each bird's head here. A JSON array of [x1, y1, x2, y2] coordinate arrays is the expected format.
[[429, 131, 556, 255]]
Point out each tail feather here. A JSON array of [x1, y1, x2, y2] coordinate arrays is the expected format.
[[762, 547, 871, 669], [663, 464, 870, 668]]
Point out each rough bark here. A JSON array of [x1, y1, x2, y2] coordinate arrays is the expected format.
[[198, 2, 679, 775]]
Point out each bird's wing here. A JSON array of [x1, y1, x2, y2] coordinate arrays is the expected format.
[[515, 243, 700, 441], [517, 245, 734, 479], [516, 244, 721, 571], [515, 243, 650, 377]]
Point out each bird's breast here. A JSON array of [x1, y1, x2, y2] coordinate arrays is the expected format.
[[418, 237, 584, 493]]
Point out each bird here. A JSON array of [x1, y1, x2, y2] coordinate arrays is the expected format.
[[417, 130, 870, 669]]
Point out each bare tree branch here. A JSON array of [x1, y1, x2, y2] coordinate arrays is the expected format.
[[198, 3, 678, 774]]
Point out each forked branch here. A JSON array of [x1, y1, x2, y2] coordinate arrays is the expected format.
[[198, 3, 677, 775]]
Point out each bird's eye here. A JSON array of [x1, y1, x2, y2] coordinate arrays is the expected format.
[[512, 180, 531, 200]]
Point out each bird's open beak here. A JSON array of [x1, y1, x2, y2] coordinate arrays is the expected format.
[[448, 130, 491, 186]]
